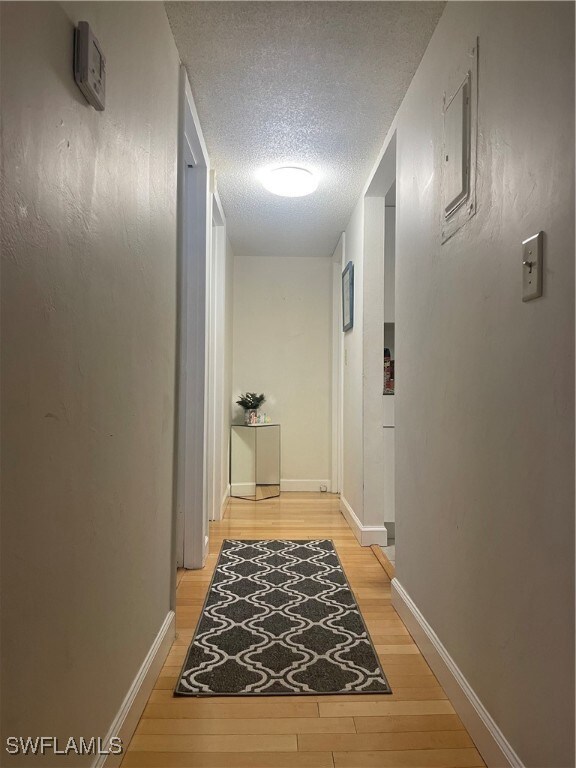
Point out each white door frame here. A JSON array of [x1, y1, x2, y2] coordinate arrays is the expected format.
[[206, 188, 227, 522], [174, 66, 212, 570], [331, 233, 345, 494]]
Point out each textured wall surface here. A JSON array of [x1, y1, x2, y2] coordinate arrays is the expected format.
[[165, 1, 445, 260], [393, 3, 574, 766], [232, 255, 332, 485], [0, 3, 179, 763]]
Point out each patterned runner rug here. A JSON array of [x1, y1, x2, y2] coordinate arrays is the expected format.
[[175, 539, 392, 696]]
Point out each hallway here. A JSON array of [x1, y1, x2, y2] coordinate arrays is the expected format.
[[121, 494, 484, 768], [1, 3, 574, 766]]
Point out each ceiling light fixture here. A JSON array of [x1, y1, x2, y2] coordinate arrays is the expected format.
[[261, 166, 318, 197]]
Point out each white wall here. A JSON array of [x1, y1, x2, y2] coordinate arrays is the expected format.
[[362, 197, 386, 530], [340, 189, 390, 544], [219, 234, 235, 512], [391, 3, 574, 766], [331, 234, 344, 495], [1, 2, 179, 763], [208, 208, 233, 524], [232, 255, 332, 489], [341, 201, 365, 517]]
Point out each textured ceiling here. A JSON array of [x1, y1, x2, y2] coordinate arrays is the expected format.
[[165, 2, 445, 258]]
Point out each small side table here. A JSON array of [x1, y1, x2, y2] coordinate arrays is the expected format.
[[230, 424, 281, 500]]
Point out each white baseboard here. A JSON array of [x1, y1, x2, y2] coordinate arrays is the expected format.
[[210, 485, 230, 522], [280, 479, 331, 492], [220, 484, 230, 520], [230, 480, 332, 495], [391, 579, 524, 768], [339, 495, 388, 546], [96, 611, 175, 768]]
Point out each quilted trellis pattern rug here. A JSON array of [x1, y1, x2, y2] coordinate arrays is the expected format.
[[175, 539, 391, 696]]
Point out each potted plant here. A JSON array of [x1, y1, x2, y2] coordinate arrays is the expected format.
[[236, 392, 266, 425]]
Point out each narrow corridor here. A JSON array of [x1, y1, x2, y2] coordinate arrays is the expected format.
[[1, 3, 574, 765]]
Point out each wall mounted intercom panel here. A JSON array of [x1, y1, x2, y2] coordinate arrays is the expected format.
[[74, 21, 106, 111]]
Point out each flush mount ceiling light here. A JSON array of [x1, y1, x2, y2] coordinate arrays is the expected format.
[[261, 166, 318, 197]]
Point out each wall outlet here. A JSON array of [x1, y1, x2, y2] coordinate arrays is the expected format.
[[320, 484, 328, 493]]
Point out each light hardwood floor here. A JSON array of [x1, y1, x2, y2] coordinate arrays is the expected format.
[[121, 493, 485, 768]]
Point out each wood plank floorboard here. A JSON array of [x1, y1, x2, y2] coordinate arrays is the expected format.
[[121, 493, 485, 768]]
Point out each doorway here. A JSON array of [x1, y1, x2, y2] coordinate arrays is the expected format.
[[373, 133, 397, 561], [174, 66, 211, 570], [361, 131, 397, 555], [206, 191, 228, 523]]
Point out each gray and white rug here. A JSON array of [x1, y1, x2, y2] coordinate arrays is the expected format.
[[175, 539, 391, 696]]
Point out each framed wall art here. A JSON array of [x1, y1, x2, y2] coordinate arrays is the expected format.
[[342, 261, 354, 332]]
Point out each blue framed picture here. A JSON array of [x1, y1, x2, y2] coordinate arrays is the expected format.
[[342, 261, 354, 332]]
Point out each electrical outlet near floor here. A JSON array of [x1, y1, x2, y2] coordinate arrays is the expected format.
[[320, 484, 328, 492]]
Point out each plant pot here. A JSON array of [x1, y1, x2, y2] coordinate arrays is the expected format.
[[244, 409, 258, 425]]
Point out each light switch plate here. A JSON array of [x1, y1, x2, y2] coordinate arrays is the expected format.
[[522, 232, 543, 302]]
